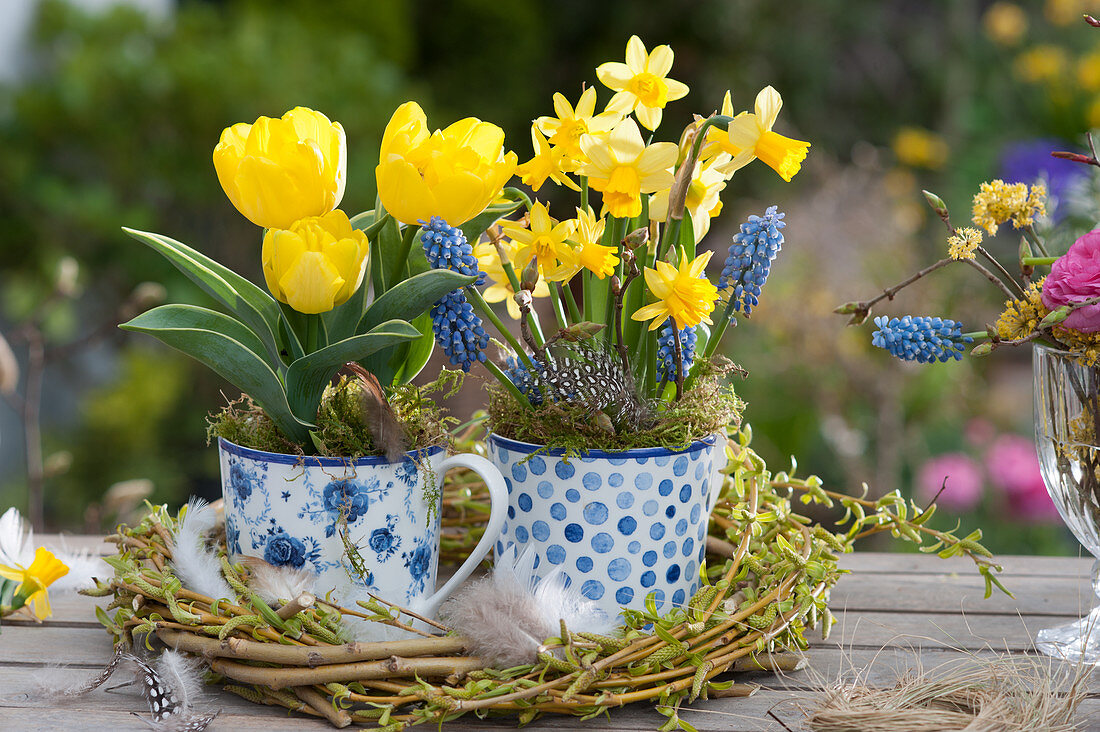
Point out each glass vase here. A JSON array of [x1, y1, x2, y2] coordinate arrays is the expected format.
[[1033, 342, 1100, 663]]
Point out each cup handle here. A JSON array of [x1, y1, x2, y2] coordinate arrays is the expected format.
[[414, 452, 508, 619]]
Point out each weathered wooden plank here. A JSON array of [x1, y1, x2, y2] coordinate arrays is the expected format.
[[827, 608, 1076, 652], [838, 552, 1093, 577], [829, 572, 1095, 615]]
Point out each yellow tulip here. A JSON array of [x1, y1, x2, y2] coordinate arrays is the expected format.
[[213, 107, 346, 230], [261, 210, 369, 314], [376, 101, 518, 226]]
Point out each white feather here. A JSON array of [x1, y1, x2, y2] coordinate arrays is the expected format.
[[241, 556, 316, 605], [439, 544, 615, 667], [0, 506, 33, 566], [154, 650, 205, 712], [0, 507, 106, 593], [43, 536, 108, 592], [170, 498, 232, 601]]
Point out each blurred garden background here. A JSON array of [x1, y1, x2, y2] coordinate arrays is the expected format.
[[1, 0, 1097, 554]]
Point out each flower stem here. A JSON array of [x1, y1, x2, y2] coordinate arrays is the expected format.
[[560, 282, 582, 323], [465, 287, 534, 370], [483, 359, 531, 408], [975, 246, 1027, 299], [1023, 225, 1049, 257], [547, 282, 569, 330]]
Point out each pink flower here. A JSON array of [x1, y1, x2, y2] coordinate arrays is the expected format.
[[985, 435, 1060, 521], [1041, 229, 1100, 332], [916, 453, 984, 512]]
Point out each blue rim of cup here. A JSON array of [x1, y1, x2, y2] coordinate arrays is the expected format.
[[487, 432, 720, 459], [218, 437, 444, 467]]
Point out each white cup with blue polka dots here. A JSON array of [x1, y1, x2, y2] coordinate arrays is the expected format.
[[219, 439, 507, 620], [487, 433, 727, 623]]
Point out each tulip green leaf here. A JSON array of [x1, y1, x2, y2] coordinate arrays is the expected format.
[[357, 269, 475, 335], [123, 227, 284, 369], [393, 313, 435, 384], [120, 305, 313, 444], [284, 319, 422, 422], [359, 312, 436, 386], [460, 194, 524, 244], [372, 215, 403, 294]]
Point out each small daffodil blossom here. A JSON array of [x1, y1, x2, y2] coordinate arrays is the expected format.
[[698, 91, 741, 166], [570, 207, 618, 279], [475, 238, 551, 319], [0, 546, 69, 620], [716, 86, 811, 182], [546, 207, 618, 281], [578, 118, 678, 219], [213, 107, 347, 230], [515, 125, 580, 192], [632, 248, 720, 331], [535, 87, 622, 165], [376, 101, 518, 226], [596, 35, 689, 132], [500, 202, 578, 281], [261, 210, 369, 314], [650, 154, 731, 244]]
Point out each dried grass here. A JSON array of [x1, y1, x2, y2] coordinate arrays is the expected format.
[[806, 652, 1089, 732]]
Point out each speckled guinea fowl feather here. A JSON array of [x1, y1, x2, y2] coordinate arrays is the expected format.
[[533, 340, 654, 429]]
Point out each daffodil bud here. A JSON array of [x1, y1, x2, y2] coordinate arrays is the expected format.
[[376, 102, 517, 226], [521, 258, 540, 292], [214, 107, 346, 230], [261, 210, 369, 314]]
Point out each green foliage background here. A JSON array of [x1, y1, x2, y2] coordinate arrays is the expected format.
[[0, 0, 1091, 552]]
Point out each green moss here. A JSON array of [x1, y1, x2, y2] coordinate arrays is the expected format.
[[487, 371, 744, 452], [206, 371, 463, 458]]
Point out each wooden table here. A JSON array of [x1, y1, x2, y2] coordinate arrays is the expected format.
[[2, 542, 1099, 731]]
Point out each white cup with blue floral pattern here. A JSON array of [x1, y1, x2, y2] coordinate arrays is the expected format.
[[219, 438, 507, 619], [487, 433, 727, 623]]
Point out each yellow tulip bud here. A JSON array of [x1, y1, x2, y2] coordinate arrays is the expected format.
[[214, 107, 346, 230], [375, 101, 518, 226], [261, 210, 369, 314]]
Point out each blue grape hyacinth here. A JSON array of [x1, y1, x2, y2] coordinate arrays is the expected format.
[[656, 320, 696, 381], [504, 355, 543, 406], [419, 216, 485, 285], [719, 206, 785, 316], [871, 315, 973, 363], [421, 217, 488, 370], [430, 290, 489, 372]]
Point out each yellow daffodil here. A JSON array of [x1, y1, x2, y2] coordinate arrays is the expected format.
[[261, 210, 369, 314], [475, 237, 551, 319], [500, 202, 578, 281], [649, 155, 730, 243], [699, 90, 741, 166], [515, 125, 580, 192], [596, 35, 689, 131], [213, 107, 346, 230], [570, 207, 618, 279], [632, 249, 719, 331], [376, 101, 517, 226], [717, 86, 811, 182], [535, 87, 622, 165], [578, 118, 678, 219], [0, 546, 69, 620]]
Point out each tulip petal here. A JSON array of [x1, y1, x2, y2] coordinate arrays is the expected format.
[[433, 171, 493, 226], [280, 251, 343, 314], [376, 159, 437, 225]]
